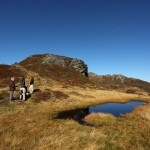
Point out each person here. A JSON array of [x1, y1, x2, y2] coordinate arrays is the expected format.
[[29, 77, 34, 94], [20, 76, 26, 100], [9, 77, 16, 103], [20, 76, 25, 88]]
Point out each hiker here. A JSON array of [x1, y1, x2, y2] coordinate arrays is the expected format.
[[9, 77, 16, 103], [20, 76, 26, 100], [20, 76, 25, 87], [29, 77, 34, 94]]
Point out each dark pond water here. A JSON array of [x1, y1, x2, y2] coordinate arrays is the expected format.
[[55, 100, 145, 125], [89, 101, 145, 117]]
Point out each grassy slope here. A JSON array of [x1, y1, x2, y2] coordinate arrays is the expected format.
[[0, 63, 150, 150], [19, 54, 90, 86], [0, 81, 150, 149]]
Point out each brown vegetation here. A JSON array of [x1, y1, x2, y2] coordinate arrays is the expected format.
[[89, 73, 150, 93], [32, 89, 69, 103], [0, 64, 27, 88], [126, 88, 137, 94]]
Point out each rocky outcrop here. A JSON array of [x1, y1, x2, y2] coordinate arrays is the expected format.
[[18, 54, 90, 85], [42, 54, 88, 76], [89, 72, 150, 93]]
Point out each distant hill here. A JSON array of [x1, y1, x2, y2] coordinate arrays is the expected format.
[[18, 54, 90, 86], [19, 54, 88, 76], [1, 54, 150, 95], [0, 54, 90, 87], [89, 73, 150, 94]]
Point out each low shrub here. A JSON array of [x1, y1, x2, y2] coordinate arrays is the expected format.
[[32, 90, 53, 103], [53, 91, 69, 99], [126, 89, 137, 94], [32, 89, 69, 103]]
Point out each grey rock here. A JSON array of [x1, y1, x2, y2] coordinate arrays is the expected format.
[[42, 54, 88, 76]]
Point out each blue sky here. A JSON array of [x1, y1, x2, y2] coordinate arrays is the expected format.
[[0, 0, 150, 82]]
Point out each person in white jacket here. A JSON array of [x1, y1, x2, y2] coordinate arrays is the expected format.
[[20, 76, 26, 101], [29, 77, 34, 94]]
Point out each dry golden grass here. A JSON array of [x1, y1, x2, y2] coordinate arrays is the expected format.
[[0, 71, 150, 150], [106, 105, 150, 150], [135, 104, 150, 126], [84, 113, 116, 126]]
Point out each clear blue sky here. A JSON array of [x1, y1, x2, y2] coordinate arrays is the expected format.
[[0, 0, 150, 82]]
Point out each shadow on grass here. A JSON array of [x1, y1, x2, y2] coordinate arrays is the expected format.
[[33, 89, 41, 93], [54, 108, 94, 126]]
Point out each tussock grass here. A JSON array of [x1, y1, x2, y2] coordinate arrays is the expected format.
[[135, 104, 150, 126], [84, 113, 116, 126], [32, 89, 69, 103], [0, 66, 150, 149]]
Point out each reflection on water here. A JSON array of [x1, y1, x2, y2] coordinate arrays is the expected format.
[[89, 101, 145, 117], [55, 100, 145, 125]]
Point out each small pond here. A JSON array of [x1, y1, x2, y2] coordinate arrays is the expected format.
[[55, 100, 145, 125], [89, 101, 145, 117]]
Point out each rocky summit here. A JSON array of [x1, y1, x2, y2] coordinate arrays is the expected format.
[[42, 54, 88, 76], [17, 54, 90, 86], [20, 54, 88, 77]]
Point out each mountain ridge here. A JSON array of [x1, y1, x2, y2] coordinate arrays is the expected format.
[[89, 72, 150, 94], [0, 54, 150, 95]]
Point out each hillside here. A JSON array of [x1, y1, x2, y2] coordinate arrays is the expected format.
[[0, 54, 150, 150], [0, 64, 28, 88], [19, 54, 90, 86], [1, 54, 150, 94], [0, 55, 90, 88], [89, 73, 150, 94]]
